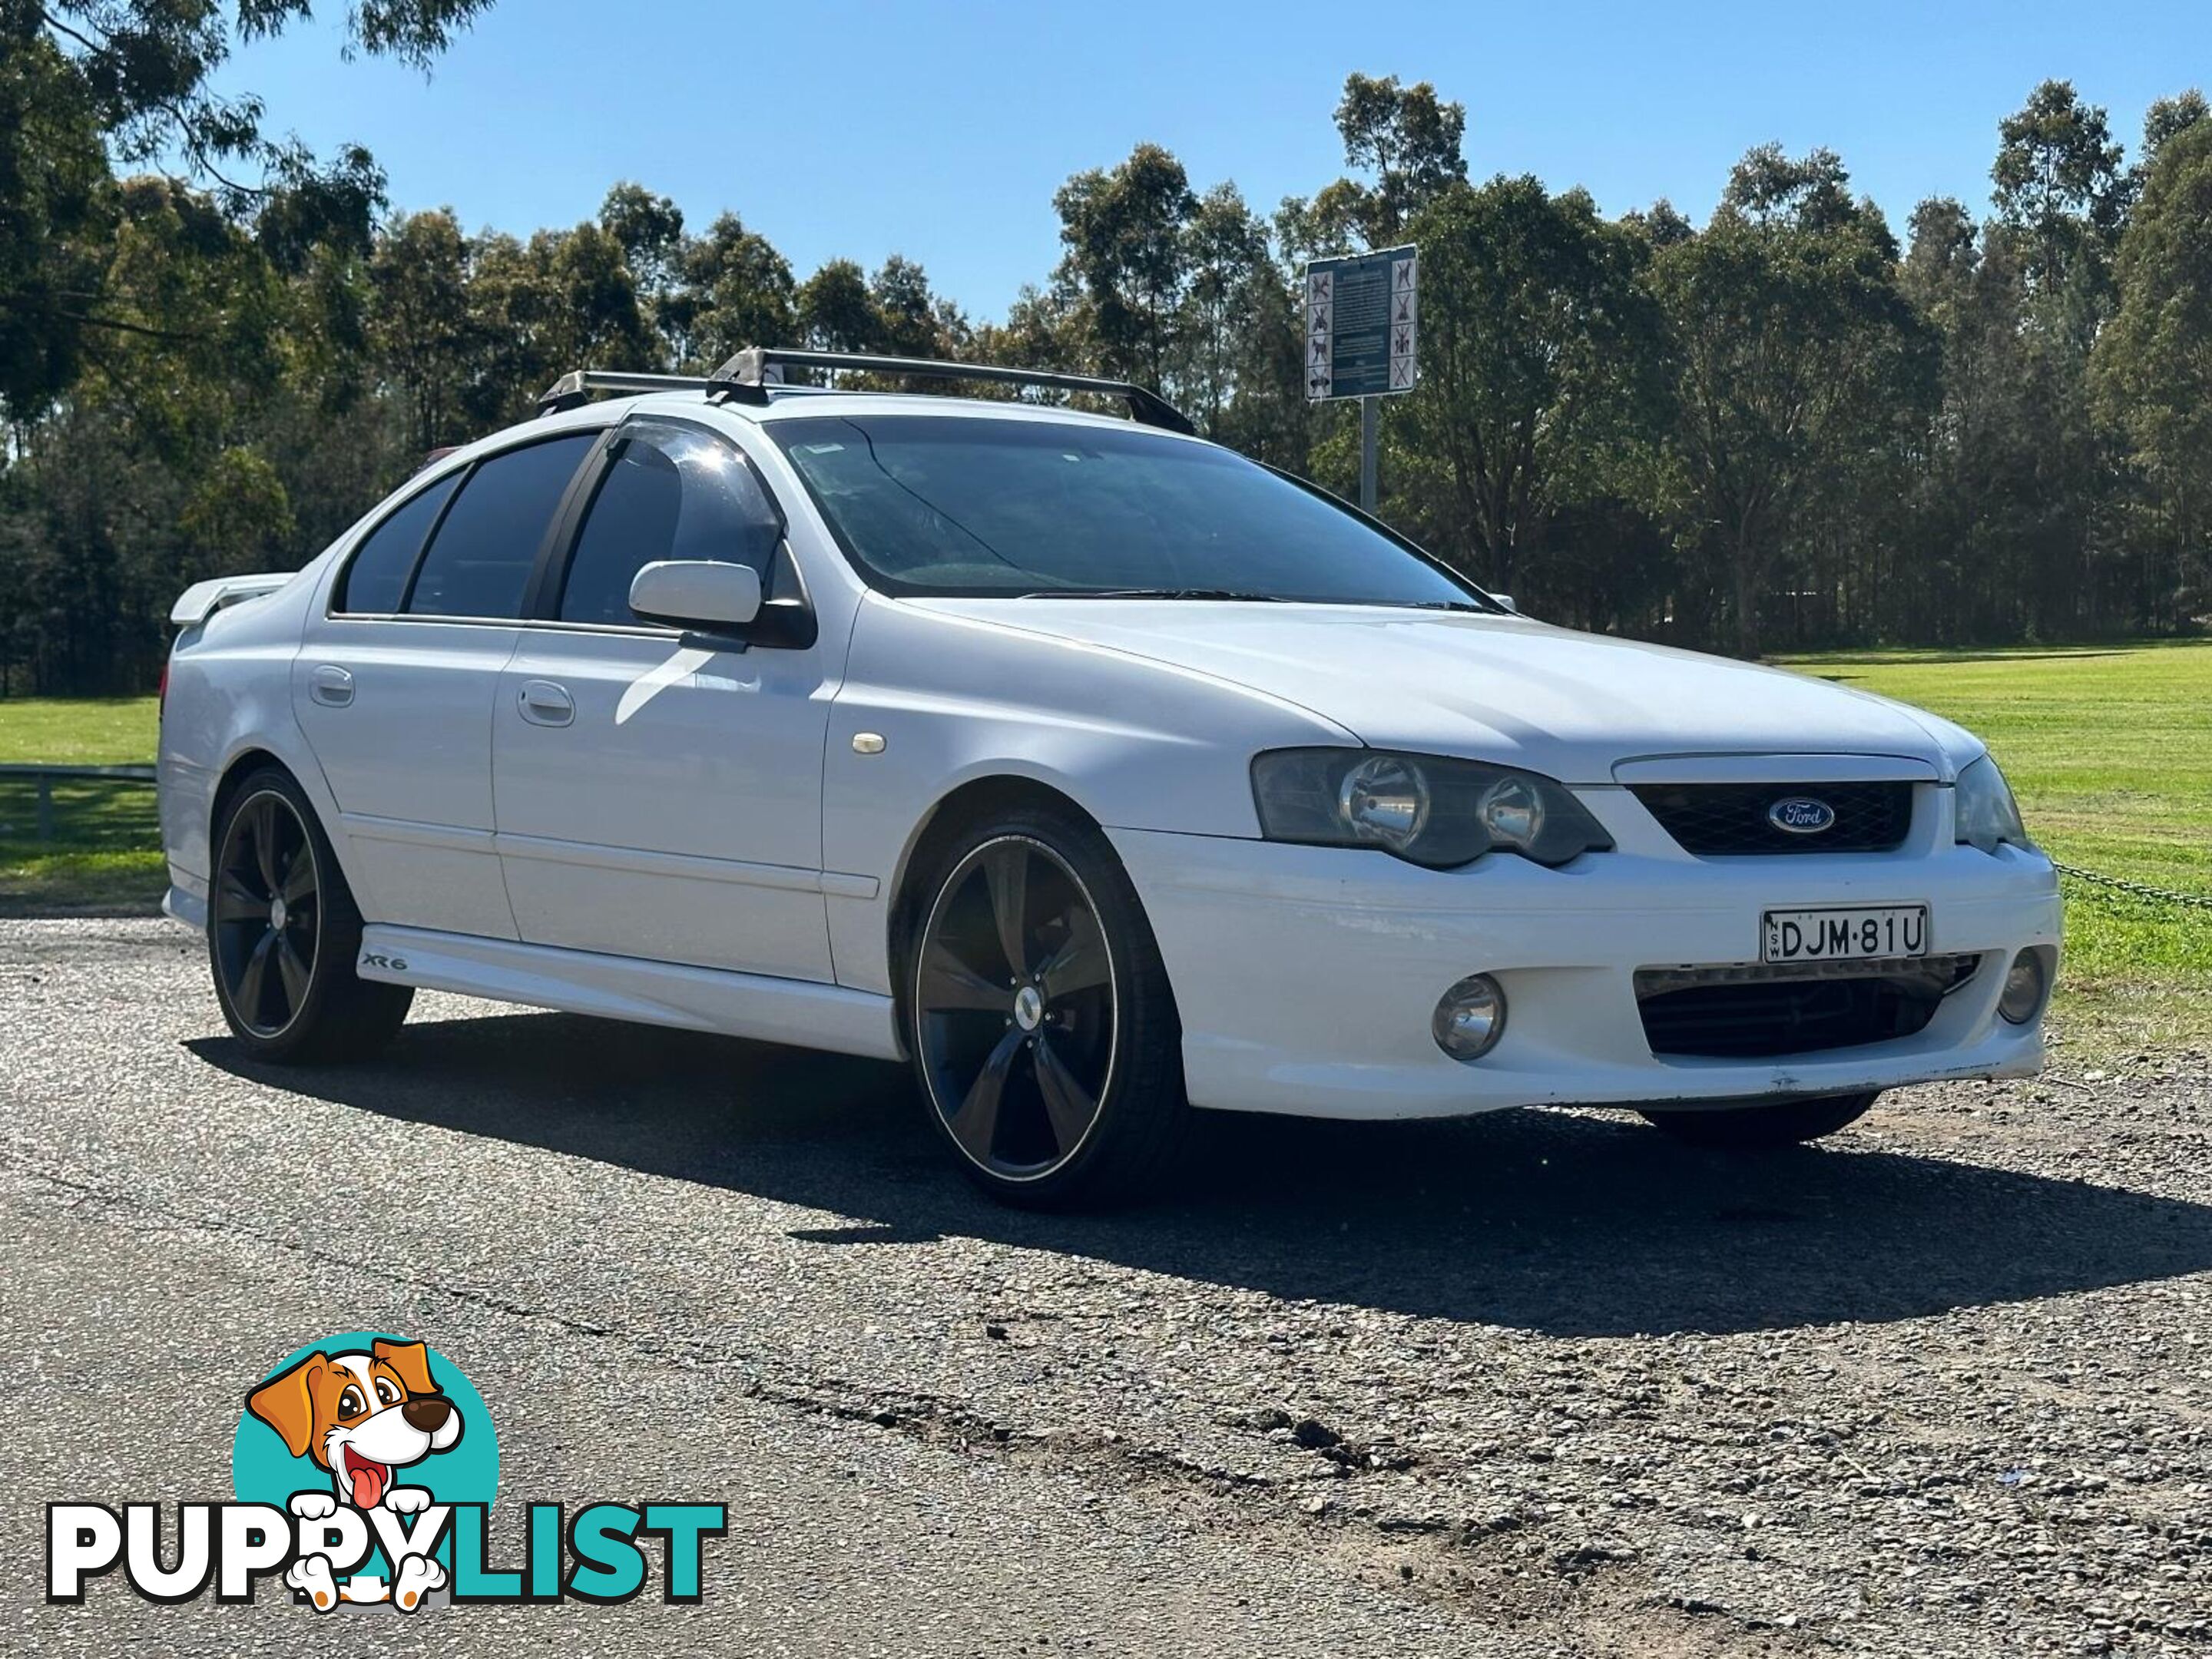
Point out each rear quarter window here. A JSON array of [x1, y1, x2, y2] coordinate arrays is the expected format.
[[334, 472, 461, 614], [405, 432, 597, 619]]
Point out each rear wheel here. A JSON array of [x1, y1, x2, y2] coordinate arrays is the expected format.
[[209, 767, 412, 1063], [1638, 1090, 1880, 1149], [906, 803, 1187, 1208]]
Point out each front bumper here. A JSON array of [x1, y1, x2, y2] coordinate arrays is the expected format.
[[1110, 806, 2061, 1121]]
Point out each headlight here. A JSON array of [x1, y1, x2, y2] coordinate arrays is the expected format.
[[1954, 753, 2032, 855], [1250, 748, 1613, 868]]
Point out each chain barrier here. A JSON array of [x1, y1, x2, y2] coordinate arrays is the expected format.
[[2053, 860, 2212, 912]]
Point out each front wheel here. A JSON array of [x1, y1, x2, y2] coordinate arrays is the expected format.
[[208, 767, 412, 1063], [1638, 1090, 1881, 1149], [905, 803, 1189, 1208]]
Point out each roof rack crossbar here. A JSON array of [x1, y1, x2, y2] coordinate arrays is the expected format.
[[537, 369, 717, 415], [705, 346, 1197, 436]]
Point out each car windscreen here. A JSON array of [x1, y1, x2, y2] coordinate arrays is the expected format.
[[766, 414, 1489, 606]]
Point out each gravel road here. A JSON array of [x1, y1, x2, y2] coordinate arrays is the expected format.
[[5, 917, 2210, 1656]]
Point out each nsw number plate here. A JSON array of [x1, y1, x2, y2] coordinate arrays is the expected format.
[[1762, 905, 1927, 964]]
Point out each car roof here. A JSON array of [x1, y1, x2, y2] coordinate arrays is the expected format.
[[412, 385, 1209, 493], [692, 386, 1197, 438], [496, 386, 1199, 449]]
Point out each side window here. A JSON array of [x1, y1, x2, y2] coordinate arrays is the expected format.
[[334, 472, 461, 614], [405, 432, 596, 619], [557, 421, 783, 625]]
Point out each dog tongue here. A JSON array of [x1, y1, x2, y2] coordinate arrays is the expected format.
[[348, 1452, 389, 1508]]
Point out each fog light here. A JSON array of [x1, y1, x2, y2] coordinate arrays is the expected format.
[[1432, 974, 1506, 1062], [1997, 949, 2047, 1025]]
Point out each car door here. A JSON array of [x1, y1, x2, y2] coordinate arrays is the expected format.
[[294, 430, 601, 939], [490, 416, 837, 982]]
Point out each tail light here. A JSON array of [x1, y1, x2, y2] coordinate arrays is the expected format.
[[157, 662, 168, 722]]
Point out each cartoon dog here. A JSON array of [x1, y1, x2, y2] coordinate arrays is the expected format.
[[246, 1338, 463, 1611]]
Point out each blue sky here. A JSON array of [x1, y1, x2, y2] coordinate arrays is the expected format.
[[206, 0, 2206, 318]]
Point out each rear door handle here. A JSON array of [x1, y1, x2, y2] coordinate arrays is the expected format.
[[517, 679, 575, 727], [309, 664, 354, 707]]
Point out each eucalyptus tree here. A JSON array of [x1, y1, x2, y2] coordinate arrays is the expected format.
[[1396, 175, 1668, 598], [369, 209, 475, 455], [3, 1, 488, 418], [1052, 143, 1198, 389], [1651, 147, 1933, 653], [797, 258, 880, 353], [663, 212, 796, 372], [870, 255, 952, 358], [2094, 114, 2212, 629]]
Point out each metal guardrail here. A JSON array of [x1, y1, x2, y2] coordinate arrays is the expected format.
[[0, 762, 157, 842]]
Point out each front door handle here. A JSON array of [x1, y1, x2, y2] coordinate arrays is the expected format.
[[517, 679, 575, 727], [309, 664, 354, 707]]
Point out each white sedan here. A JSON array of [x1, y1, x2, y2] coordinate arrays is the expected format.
[[157, 351, 2061, 1207]]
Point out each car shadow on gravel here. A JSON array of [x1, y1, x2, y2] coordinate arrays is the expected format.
[[191, 1009, 2212, 1338]]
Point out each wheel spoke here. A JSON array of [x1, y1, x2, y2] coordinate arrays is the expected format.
[[250, 797, 283, 894], [214, 872, 264, 923], [280, 849, 316, 905], [980, 843, 1031, 979], [1037, 904, 1108, 1002], [920, 938, 1010, 1012], [946, 1026, 1025, 1164], [236, 931, 276, 1025], [1032, 1032, 1098, 1154], [275, 935, 311, 1014]]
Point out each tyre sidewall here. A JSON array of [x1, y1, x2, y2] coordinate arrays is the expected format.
[[208, 768, 371, 1061], [905, 803, 1184, 1208]]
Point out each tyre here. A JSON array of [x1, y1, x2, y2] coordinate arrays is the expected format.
[[1637, 1090, 1880, 1149], [904, 801, 1189, 1208], [208, 767, 413, 1063]]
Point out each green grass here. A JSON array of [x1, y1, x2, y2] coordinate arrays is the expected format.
[[0, 695, 157, 763], [1777, 640, 2212, 1053], [5, 656, 2209, 1051], [0, 696, 165, 912]]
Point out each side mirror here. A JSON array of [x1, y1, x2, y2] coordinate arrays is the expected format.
[[1492, 592, 1518, 614], [628, 560, 763, 631]]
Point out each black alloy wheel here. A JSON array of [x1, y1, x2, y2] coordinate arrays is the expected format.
[[906, 804, 1189, 1207], [214, 788, 321, 1038], [207, 767, 412, 1062], [916, 835, 1116, 1180]]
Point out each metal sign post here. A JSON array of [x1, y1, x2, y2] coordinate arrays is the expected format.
[[1303, 244, 1417, 514]]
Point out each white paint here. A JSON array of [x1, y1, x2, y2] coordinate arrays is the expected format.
[[356, 924, 901, 1061]]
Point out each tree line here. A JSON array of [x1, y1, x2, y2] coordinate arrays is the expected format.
[[4, 4, 2209, 695]]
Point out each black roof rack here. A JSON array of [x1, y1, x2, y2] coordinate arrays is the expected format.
[[704, 346, 1197, 435], [536, 351, 1197, 436], [537, 369, 716, 415]]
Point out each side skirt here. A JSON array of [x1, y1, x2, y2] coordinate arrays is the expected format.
[[354, 924, 902, 1061]]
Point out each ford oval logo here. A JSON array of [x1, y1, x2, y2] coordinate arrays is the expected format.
[[1767, 796, 1837, 835]]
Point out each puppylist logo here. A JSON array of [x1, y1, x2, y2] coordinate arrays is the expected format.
[[47, 1332, 725, 1613]]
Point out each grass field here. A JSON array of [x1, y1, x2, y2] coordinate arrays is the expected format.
[[0, 696, 164, 913], [2, 644, 2207, 1047]]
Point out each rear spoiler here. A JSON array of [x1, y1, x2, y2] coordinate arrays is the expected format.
[[170, 572, 293, 628]]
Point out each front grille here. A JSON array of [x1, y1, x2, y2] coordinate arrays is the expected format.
[[1634, 955, 1980, 1058], [1631, 780, 1912, 855]]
